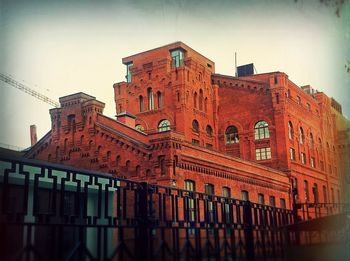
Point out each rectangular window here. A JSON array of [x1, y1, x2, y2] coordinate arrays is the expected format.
[[323, 185, 327, 203], [301, 152, 306, 164], [290, 148, 295, 160], [205, 183, 214, 195], [126, 62, 133, 83], [255, 147, 271, 160], [310, 157, 315, 168], [192, 139, 200, 145], [258, 193, 265, 205], [184, 180, 195, 223], [280, 198, 286, 209], [222, 187, 231, 198], [241, 190, 249, 201], [269, 196, 276, 207], [171, 49, 184, 68]]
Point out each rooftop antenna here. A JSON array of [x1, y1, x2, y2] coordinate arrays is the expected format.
[[234, 52, 237, 77]]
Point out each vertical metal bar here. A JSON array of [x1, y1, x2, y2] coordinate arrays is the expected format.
[[243, 201, 254, 261], [136, 182, 149, 261]]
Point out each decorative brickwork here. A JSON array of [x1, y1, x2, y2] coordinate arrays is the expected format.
[[26, 42, 350, 210]]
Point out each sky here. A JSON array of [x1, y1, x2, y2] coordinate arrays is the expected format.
[[0, 0, 349, 149]]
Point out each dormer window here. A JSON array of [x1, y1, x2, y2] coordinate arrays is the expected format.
[[171, 49, 184, 68], [126, 62, 133, 83]]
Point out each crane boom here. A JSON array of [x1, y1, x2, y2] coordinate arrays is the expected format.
[[0, 73, 59, 108]]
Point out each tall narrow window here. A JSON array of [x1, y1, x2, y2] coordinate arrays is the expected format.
[[126, 62, 133, 83], [204, 97, 208, 112], [288, 121, 294, 140], [148, 88, 154, 110], [158, 119, 170, 132], [184, 180, 195, 222], [157, 91, 162, 109], [159, 156, 166, 176], [304, 180, 309, 202], [254, 121, 270, 140], [194, 92, 198, 108], [171, 49, 184, 68], [290, 148, 295, 160], [139, 95, 144, 112], [312, 183, 319, 203], [301, 152, 306, 164], [269, 196, 276, 207], [199, 89, 203, 111], [323, 185, 327, 203], [299, 127, 304, 144], [225, 126, 239, 144], [205, 183, 215, 222]]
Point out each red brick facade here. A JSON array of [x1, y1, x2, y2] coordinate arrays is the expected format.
[[25, 42, 349, 210]]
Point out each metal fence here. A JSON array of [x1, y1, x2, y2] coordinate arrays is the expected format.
[[0, 155, 330, 261]]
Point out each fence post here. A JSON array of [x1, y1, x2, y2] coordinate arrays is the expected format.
[[137, 182, 150, 261], [243, 201, 254, 261]]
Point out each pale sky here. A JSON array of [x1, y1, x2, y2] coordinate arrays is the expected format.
[[0, 0, 349, 149]]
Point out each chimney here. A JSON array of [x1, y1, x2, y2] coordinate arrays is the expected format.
[[30, 125, 37, 146], [116, 112, 136, 128]]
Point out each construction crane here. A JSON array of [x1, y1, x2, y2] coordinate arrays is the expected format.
[[0, 73, 59, 108]]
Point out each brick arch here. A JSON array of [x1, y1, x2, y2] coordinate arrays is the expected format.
[[135, 118, 149, 130]]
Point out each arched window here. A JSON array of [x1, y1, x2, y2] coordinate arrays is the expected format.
[[125, 160, 130, 171], [254, 121, 270, 140], [157, 91, 162, 109], [64, 138, 68, 152], [139, 95, 144, 112], [206, 125, 213, 137], [147, 87, 154, 110], [199, 89, 203, 110], [116, 155, 121, 166], [160, 157, 166, 175], [194, 92, 197, 108], [225, 126, 239, 144], [135, 124, 144, 132], [318, 138, 322, 149], [288, 121, 294, 140], [107, 151, 111, 161], [158, 119, 170, 132], [299, 127, 304, 144], [192, 120, 199, 133], [204, 97, 208, 112]]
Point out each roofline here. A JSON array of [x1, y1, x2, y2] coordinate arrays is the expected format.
[[122, 41, 215, 65], [59, 92, 96, 101]]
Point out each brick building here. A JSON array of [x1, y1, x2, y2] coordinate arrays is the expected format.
[[25, 42, 349, 210]]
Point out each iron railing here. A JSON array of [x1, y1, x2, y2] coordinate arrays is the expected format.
[[1, 154, 344, 260]]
